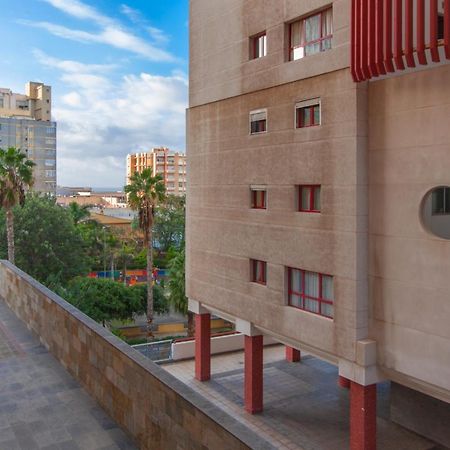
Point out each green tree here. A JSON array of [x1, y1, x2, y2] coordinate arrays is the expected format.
[[0, 147, 34, 264], [0, 194, 90, 284], [133, 283, 169, 316], [125, 169, 166, 337], [153, 195, 185, 252], [167, 247, 193, 336], [63, 277, 143, 326]]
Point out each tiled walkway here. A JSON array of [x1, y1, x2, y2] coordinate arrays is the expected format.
[[162, 346, 437, 450], [0, 300, 137, 450]]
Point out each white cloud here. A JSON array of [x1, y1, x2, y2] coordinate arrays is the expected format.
[[36, 53, 188, 187], [22, 20, 175, 62], [43, 0, 114, 27]]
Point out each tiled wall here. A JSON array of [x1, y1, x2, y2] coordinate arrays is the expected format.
[[0, 261, 260, 450]]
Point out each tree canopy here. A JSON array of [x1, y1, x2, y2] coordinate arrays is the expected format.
[[0, 194, 90, 284]]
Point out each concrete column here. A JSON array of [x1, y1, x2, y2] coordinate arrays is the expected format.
[[338, 375, 351, 389], [244, 335, 263, 414], [195, 313, 210, 381], [285, 346, 301, 362], [350, 381, 377, 450]]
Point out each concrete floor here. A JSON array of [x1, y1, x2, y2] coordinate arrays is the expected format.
[[0, 300, 137, 450], [162, 346, 437, 450]]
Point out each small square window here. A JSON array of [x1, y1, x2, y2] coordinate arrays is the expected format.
[[251, 187, 267, 209], [250, 32, 267, 59], [251, 259, 267, 285], [298, 185, 321, 212], [296, 99, 320, 128], [250, 110, 267, 134]]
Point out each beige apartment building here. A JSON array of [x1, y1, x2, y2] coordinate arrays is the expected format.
[[0, 82, 56, 194], [187, 1, 450, 449], [126, 147, 186, 196]]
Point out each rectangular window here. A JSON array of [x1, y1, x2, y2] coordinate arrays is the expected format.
[[45, 170, 56, 178], [45, 159, 56, 167], [250, 32, 267, 59], [250, 110, 267, 134], [46, 127, 55, 135], [289, 8, 333, 61], [251, 259, 267, 285], [296, 99, 320, 128], [298, 185, 321, 212], [288, 268, 333, 318], [432, 187, 450, 215], [251, 187, 267, 209]]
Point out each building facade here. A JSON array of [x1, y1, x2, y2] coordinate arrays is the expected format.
[[0, 82, 56, 194], [187, 1, 450, 449], [126, 147, 186, 196]]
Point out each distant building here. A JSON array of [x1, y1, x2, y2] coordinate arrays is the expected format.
[[0, 82, 56, 194], [126, 147, 186, 196]]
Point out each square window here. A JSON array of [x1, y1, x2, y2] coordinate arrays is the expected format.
[[250, 32, 267, 59], [251, 188, 267, 209], [289, 8, 333, 61], [298, 185, 321, 212], [250, 110, 267, 134], [287, 267, 333, 318], [250, 259, 267, 285], [296, 99, 320, 128]]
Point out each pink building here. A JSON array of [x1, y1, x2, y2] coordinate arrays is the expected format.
[[187, 1, 450, 449]]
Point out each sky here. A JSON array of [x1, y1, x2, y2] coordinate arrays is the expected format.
[[0, 0, 189, 187]]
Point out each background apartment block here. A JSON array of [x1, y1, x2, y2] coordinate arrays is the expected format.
[[0, 82, 56, 194], [126, 147, 186, 196], [187, 0, 450, 448]]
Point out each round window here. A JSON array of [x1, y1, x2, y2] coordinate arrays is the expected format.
[[422, 186, 450, 239]]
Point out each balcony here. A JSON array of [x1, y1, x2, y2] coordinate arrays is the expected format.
[[0, 261, 262, 449]]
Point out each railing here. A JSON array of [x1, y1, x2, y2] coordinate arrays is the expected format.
[[351, 0, 450, 82]]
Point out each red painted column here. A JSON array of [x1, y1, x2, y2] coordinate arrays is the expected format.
[[394, 0, 405, 70], [195, 313, 211, 381], [350, 382, 377, 450], [404, 0, 416, 67], [244, 335, 263, 414], [285, 346, 301, 362], [338, 375, 351, 389]]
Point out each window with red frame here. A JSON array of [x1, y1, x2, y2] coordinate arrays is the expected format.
[[289, 8, 333, 61], [251, 188, 267, 209], [250, 32, 267, 59], [287, 268, 333, 318], [251, 259, 267, 284], [296, 102, 320, 128], [250, 110, 267, 134], [298, 185, 321, 212]]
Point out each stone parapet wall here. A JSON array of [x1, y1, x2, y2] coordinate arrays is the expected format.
[[0, 261, 267, 450]]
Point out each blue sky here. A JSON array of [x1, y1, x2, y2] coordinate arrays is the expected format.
[[0, 0, 188, 187]]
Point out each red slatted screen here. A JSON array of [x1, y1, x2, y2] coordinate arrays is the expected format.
[[351, 0, 450, 81]]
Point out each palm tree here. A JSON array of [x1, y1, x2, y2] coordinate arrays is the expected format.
[[68, 202, 91, 225], [167, 247, 193, 336], [0, 147, 34, 265], [125, 168, 165, 338]]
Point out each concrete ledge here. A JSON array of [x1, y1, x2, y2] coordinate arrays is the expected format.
[[0, 261, 275, 450]]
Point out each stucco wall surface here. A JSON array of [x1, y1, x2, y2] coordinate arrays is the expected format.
[[368, 64, 450, 401], [190, 0, 350, 107], [0, 261, 271, 450], [187, 68, 368, 362]]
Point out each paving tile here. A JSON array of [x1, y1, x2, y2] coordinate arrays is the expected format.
[[0, 301, 136, 450]]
